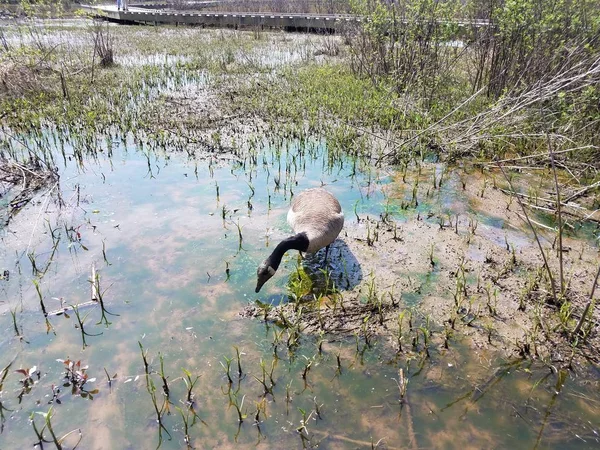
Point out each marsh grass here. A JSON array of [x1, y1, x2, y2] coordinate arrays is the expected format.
[[1, 22, 213, 187]]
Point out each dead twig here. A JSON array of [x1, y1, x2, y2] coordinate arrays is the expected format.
[[498, 163, 558, 304], [564, 180, 600, 203]]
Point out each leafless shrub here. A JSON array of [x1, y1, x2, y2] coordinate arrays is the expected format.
[[314, 34, 340, 57], [91, 19, 114, 67], [377, 47, 600, 164], [349, 0, 599, 164], [345, 0, 463, 103], [0, 27, 57, 97], [446, 51, 600, 155]]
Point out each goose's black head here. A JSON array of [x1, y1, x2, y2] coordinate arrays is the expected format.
[[255, 261, 276, 293], [255, 233, 309, 293]]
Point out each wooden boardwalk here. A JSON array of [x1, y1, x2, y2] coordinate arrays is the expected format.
[[80, 4, 359, 32]]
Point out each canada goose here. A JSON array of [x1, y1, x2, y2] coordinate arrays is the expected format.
[[255, 188, 344, 293]]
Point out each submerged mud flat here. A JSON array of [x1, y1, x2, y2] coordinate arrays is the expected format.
[[2, 140, 598, 450], [0, 20, 599, 450]]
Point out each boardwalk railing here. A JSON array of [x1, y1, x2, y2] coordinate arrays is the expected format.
[[79, 4, 491, 33], [79, 4, 359, 32]]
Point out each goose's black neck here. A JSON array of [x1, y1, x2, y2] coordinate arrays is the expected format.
[[266, 233, 309, 270]]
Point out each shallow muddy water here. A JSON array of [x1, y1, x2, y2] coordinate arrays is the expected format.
[[0, 135, 598, 449], [0, 22, 599, 450]]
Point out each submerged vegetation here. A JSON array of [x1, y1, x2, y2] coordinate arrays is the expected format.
[[0, 0, 599, 448]]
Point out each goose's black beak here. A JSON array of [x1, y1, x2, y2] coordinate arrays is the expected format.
[[256, 262, 275, 294]]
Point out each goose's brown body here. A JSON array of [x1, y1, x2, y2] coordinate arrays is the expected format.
[[287, 188, 344, 253]]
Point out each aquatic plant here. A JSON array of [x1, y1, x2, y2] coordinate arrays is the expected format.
[[228, 391, 246, 423], [175, 406, 194, 450], [571, 264, 600, 344], [30, 406, 82, 450], [16, 365, 40, 403], [138, 342, 172, 447], [58, 359, 98, 399], [158, 354, 170, 400], [103, 368, 117, 393], [181, 368, 200, 410], [252, 358, 275, 397], [70, 303, 102, 349], [10, 307, 27, 342], [92, 269, 119, 327]]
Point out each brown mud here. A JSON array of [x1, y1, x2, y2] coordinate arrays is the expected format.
[[243, 164, 600, 367]]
